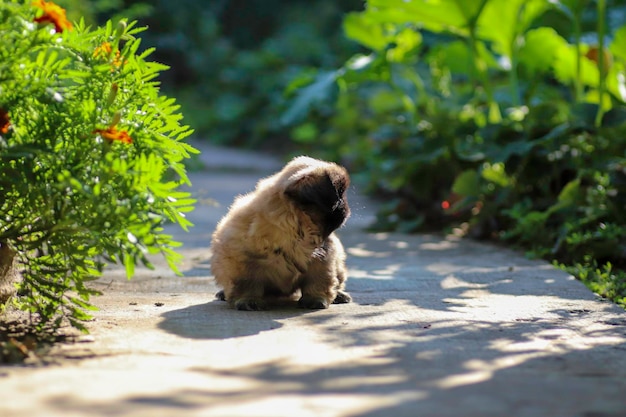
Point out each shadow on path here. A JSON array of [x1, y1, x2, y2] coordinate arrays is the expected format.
[[45, 311, 626, 417], [158, 299, 308, 339]]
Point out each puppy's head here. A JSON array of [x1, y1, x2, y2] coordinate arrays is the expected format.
[[283, 157, 350, 237]]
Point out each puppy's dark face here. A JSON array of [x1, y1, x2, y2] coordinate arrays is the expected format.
[[285, 168, 350, 237]]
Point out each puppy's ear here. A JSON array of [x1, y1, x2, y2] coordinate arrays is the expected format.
[[285, 167, 349, 204], [285, 171, 337, 209]]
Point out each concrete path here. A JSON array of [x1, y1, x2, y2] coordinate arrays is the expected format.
[[2, 142, 626, 417]]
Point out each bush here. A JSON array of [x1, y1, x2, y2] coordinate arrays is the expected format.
[[284, 0, 626, 306], [0, 0, 197, 331]]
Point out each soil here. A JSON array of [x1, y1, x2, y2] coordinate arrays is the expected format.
[[0, 313, 85, 365]]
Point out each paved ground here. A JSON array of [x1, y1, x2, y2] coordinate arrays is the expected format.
[[2, 142, 626, 417]]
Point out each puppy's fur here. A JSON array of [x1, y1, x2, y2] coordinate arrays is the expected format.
[[211, 156, 351, 311]]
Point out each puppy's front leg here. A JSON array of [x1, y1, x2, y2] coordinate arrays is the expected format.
[[227, 278, 268, 311], [297, 257, 339, 309]]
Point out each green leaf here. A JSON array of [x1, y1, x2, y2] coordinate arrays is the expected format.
[[557, 178, 581, 205], [479, 0, 549, 58], [454, 0, 491, 21], [386, 28, 422, 62], [481, 162, 511, 187], [518, 27, 568, 75], [610, 25, 626, 63], [452, 170, 481, 197], [124, 252, 135, 279], [553, 44, 599, 87], [343, 12, 388, 51], [368, 0, 472, 36], [69, 297, 99, 311], [535, 122, 572, 142], [430, 40, 497, 75], [280, 70, 340, 126], [544, 178, 582, 216]]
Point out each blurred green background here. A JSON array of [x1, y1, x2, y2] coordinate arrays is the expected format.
[[59, 0, 363, 148]]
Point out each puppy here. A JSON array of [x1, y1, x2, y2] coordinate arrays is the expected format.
[[210, 156, 351, 311]]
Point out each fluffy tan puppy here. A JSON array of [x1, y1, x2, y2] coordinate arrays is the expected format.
[[211, 156, 351, 311]]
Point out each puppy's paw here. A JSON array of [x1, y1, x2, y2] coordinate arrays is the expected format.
[[333, 290, 352, 304], [298, 295, 330, 309], [234, 298, 268, 311], [215, 290, 226, 301]]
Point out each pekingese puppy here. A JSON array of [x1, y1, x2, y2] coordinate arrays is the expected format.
[[210, 156, 351, 311]]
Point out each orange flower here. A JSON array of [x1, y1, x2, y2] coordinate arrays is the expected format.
[[93, 126, 132, 144], [111, 50, 126, 68], [0, 108, 10, 134], [33, 0, 72, 33], [93, 42, 113, 58], [94, 42, 126, 69]]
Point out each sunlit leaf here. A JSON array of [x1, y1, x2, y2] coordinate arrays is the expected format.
[[452, 170, 481, 197], [553, 44, 599, 87], [479, 0, 550, 58], [343, 12, 388, 50], [558, 178, 581, 203], [518, 27, 568, 75], [386, 28, 422, 62], [367, 0, 471, 36], [611, 25, 626, 63]]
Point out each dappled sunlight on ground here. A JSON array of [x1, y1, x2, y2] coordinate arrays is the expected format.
[[11, 274, 623, 417], [153, 297, 624, 416], [35, 227, 621, 417], [4, 177, 626, 417]]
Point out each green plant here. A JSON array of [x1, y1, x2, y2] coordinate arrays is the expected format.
[[0, 0, 197, 331], [560, 259, 626, 307], [283, 0, 626, 305]]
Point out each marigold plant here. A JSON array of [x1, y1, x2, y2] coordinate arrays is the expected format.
[[0, 0, 198, 331], [32, 0, 72, 32]]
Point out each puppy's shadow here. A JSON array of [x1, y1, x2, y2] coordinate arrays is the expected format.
[[158, 299, 305, 340]]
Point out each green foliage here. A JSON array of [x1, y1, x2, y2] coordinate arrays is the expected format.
[[0, 0, 197, 331], [560, 259, 626, 307], [284, 0, 626, 305], [109, 0, 362, 146]]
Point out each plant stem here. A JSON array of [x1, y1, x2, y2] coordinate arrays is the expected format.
[[573, 8, 583, 102], [508, 3, 525, 107], [594, 0, 607, 127], [510, 51, 520, 107]]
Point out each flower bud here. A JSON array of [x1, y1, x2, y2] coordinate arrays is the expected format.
[[107, 83, 118, 106], [115, 20, 127, 41]]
